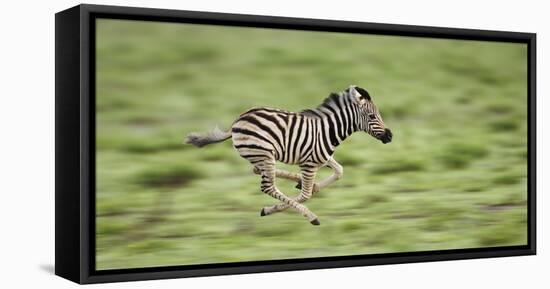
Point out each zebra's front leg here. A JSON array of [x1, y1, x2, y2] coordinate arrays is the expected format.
[[258, 161, 319, 225], [295, 158, 343, 192], [254, 166, 319, 192], [316, 158, 343, 190], [261, 165, 319, 223], [253, 167, 301, 182]]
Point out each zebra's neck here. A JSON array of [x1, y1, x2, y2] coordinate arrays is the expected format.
[[303, 92, 363, 149]]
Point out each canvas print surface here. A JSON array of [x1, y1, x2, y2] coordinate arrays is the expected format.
[[95, 19, 528, 270]]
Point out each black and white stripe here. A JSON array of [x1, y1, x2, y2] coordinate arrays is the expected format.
[[185, 85, 392, 225]]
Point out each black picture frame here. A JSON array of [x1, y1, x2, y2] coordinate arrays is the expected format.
[[55, 4, 536, 284]]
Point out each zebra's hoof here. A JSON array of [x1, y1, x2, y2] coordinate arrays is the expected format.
[[295, 181, 302, 190], [310, 218, 320, 226], [260, 208, 267, 216]]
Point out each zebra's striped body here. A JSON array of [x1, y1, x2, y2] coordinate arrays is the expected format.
[[233, 107, 334, 166], [186, 85, 392, 225]]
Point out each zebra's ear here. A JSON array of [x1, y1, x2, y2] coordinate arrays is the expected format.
[[354, 86, 371, 101]]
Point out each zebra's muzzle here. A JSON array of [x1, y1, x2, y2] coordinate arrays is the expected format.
[[380, 128, 393, 144]]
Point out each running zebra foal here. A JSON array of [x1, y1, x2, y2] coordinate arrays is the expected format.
[[185, 85, 393, 225]]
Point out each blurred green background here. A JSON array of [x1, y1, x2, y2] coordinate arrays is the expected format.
[[95, 19, 528, 270]]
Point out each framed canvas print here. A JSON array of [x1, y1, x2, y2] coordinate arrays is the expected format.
[[55, 4, 536, 284]]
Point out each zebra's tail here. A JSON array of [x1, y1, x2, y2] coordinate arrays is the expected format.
[[184, 125, 232, 148]]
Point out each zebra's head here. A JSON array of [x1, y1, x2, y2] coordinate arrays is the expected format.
[[348, 85, 393, 144]]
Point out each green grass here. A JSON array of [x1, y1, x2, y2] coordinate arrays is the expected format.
[[437, 142, 490, 169], [95, 19, 528, 270]]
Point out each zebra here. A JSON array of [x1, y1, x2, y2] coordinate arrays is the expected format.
[[185, 85, 392, 225]]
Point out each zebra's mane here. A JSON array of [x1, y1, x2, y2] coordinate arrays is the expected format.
[[299, 92, 347, 117]]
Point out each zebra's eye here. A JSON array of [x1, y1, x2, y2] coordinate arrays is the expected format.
[[368, 114, 376, 120]]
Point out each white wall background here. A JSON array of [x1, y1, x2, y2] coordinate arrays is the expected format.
[[0, 0, 546, 288]]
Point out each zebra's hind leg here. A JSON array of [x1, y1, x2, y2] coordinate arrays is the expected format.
[[257, 160, 319, 225], [261, 165, 319, 223]]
